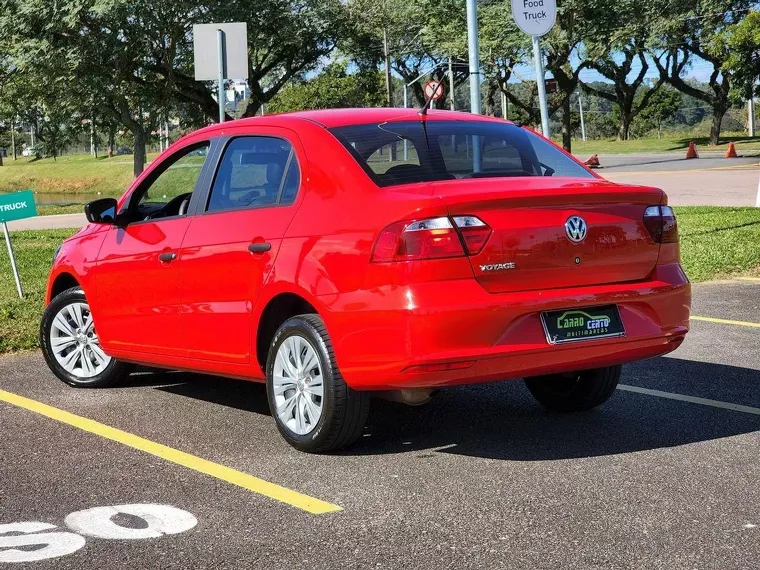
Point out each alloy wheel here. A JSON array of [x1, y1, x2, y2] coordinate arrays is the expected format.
[[49, 302, 111, 378], [272, 335, 324, 436]]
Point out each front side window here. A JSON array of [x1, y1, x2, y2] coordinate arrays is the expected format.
[[207, 137, 300, 213], [330, 121, 594, 187], [131, 144, 210, 219]]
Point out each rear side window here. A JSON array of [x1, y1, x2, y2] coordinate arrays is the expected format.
[[330, 121, 593, 186], [207, 137, 300, 212]]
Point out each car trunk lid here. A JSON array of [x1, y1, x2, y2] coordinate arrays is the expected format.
[[421, 178, 664, 293]]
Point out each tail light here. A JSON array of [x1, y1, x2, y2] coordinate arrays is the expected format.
[[452, 216, 491, 255], [371, 215, 491, 262], [643, 205, 678, 243]]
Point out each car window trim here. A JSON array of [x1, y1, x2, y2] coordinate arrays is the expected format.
[[202, 135, 302, 215], [120, 139, 218, 226], [275, 149, 296, 205]]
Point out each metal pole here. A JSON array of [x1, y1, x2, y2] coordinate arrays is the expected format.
[[578, 93, 587, 142], [403, 85, 408, 161], [2, 221, 23, 298], [749, 99, 756, 138], [465, 0, 481, 171], [217, 29, 226, 123], [465, 0, 481, 115], [448, 56, 455, 111], [501, 91, 507, 120], [533, 36, 550, 138], [383, 29, 393, 107]]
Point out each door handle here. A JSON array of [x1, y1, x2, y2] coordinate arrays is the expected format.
[[159, 252, 177, 263], [248, 243, 272, 253]]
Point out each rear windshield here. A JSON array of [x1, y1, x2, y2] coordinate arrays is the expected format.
[[329, 120, 594, 187]]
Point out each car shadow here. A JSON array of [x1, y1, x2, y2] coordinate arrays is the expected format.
[[123, 356, 759, 461], [347, 357, 760, 460]]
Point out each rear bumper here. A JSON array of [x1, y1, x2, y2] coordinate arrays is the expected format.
[[321, 263, 690, 390]]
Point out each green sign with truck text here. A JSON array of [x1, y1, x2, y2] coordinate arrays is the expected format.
[[0, 190, 37, 223]]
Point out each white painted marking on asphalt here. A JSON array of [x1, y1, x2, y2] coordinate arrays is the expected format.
[[618, 384, 760, 416], [743, 523, 757, 529], [64, 504, 197, 540], [736, 277, 760, 282], [0, 522, 86, 563]]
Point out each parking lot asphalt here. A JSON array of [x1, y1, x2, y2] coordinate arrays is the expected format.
[[1, 280, 759, 569]]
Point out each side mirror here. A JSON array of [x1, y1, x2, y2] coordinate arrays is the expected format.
[[85, 198, 118, 224]]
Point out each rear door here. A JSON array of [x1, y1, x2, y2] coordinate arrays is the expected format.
[[178, 132, 304, 363]]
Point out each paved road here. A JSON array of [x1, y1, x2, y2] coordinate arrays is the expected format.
[[1, 279, 758, 569], [594, 152, 759, 207], [8, 213, 86, 232]]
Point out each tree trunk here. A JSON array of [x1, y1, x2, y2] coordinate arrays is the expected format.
[[0, 151, 3, 166], [618, 114, 632, 141], [562, 96, 572, 153], [108, 127, 115, 158], [710, 108, 725, 146], [133, 127, 146, 177]]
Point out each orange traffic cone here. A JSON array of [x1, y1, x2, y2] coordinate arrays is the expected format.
[[686, 141, 699, 159], [725, 142, 738, 158], [584, 154, 601, 169]]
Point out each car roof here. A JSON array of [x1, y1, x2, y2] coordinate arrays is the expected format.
[[193, 108, 512, 135]]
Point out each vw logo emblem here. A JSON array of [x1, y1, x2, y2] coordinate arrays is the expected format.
[[565, 216, 587, 243]]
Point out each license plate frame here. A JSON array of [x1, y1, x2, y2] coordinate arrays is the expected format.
[[540, 304, 626, 345]]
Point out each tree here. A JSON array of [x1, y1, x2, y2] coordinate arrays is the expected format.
[[581, 0, 665, 140], [477, 2, 538, 124], [267, 63, 385, 112], [638, 86, 683, 137], [542, 0, 600, 151], [718, 9, 760, 103], [652, 0, 752, 145]]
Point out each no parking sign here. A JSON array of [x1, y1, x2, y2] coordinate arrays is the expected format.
[[424, 80, 444, 101]]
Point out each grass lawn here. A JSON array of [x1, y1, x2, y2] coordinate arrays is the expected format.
[[37, 204, 86, 216], [0, 153, 159, 197], [569, 133, 760, 157], [0, 206, 758, 354], [0, 229, 76, 353], [676, 207, 760, 282]]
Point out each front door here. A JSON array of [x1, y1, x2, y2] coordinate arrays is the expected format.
[[178, 134, 303, 363], [93, 142, 212, 357]]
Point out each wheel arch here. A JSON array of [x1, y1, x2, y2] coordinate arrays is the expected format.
[[255, 290, 322, 374], [47, 272, 81, 304]]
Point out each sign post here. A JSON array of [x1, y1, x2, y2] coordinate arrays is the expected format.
[[511, 0, 557, 138], [193, 23, 249, 124], [0, 190, 38, 299]]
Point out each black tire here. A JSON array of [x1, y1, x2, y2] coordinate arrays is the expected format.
[[266, 314, 370, 453], [524, 365, 622, 413], [40, 287, 133, 388]]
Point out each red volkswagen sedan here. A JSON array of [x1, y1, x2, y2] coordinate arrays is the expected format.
[[41, 109, 690, 452]]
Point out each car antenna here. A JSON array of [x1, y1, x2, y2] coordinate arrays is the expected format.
[[418, 82, 443, 116]]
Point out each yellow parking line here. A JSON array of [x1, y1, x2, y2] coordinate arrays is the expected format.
[[691, 316, 760, 328], [0, 389, 342, 515]]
